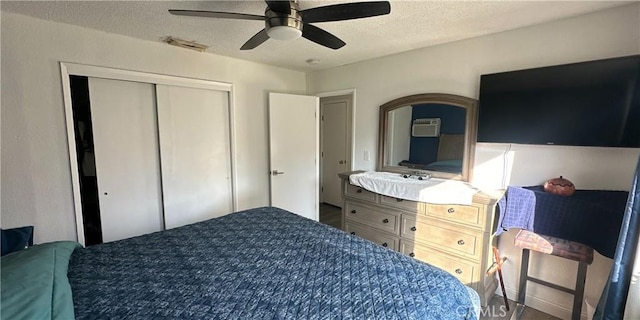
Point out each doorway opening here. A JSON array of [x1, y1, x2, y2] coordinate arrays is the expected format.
[[319, 93, 353, 229]]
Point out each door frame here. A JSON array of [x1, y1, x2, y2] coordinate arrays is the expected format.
[[316, 89, 355, 172], [60, 62, 237, 245], [317, 89, 355, 205]]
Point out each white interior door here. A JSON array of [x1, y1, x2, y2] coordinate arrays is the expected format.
[[156, 85, 233, 229], [88, 78, 163, 243], [321, 97, 349, 207], [269, 93, 319, 221]]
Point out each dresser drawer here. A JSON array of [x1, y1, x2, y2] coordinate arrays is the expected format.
[[346, 222, 399, 251], [344, 183, 377, 202], [425, 204, 484, 229], [345, 202, 400, 234], [401, 216, 483, 260], [380, 195, 422, 212], [400, 241, 477, 286]]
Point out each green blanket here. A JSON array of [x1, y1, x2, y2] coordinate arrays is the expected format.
[[1, 241, 81, 320]]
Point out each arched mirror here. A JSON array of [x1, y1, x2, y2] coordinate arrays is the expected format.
[[377, 93, 478, 181]]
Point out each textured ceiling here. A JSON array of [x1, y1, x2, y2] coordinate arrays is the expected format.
[[1, 0, 632, 72]]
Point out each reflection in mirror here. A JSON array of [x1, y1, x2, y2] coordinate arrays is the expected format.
[[378, 94, 478, 181], [386, 104, 466, 174]]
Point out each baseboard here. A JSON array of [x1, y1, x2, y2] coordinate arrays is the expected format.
[[500, 286, 590, 320]]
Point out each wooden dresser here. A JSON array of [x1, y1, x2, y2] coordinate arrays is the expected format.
[[339, 172, 499, 307]]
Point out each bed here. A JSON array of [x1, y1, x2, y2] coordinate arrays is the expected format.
[[1, 207, 480, 319], [400, 133, 465, 174]]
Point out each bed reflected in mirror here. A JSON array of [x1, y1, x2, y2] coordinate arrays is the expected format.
[[387, 104, 466, 174], [378, 94, 478, 181]]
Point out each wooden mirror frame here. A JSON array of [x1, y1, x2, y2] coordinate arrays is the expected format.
[[377, 93, 478, 181]]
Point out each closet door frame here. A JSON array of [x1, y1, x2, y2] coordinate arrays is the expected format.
[[60, 62, 237, 246]]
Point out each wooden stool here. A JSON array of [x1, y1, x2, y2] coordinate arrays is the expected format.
[[512, 230, 594, 320]]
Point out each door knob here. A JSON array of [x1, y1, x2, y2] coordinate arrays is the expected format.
[[271, 170, 285, 176], [339, 160, 346, 164]]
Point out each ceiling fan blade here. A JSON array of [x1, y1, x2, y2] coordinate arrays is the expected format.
[[169, 10, 265, 21], [240, 29, 270, 50], [302, 24, 345, 50], [300, 1, 390, 23], [265, 1, 291, 14]]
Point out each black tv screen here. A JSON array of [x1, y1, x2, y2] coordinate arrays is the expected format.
[[477, 55, 640, 148]]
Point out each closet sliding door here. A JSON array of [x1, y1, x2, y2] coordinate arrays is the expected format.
[[156, 85, 233, 229], [63, 62, 235, 245], [88, 78, 164, 242]]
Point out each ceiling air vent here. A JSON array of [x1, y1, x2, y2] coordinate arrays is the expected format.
[[163, 36, 209, 52]]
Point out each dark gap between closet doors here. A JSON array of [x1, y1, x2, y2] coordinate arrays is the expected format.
[[69, 75, 103, 246]]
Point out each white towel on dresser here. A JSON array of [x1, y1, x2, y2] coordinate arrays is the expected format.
[[349, 171, 477, 205]]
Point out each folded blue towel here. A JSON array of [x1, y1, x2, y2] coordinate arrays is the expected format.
[[495, 187, 536, 236]]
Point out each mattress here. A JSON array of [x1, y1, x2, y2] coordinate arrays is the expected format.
[[67, 207, 479, 319]]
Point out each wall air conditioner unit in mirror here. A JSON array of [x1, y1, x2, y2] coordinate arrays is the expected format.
[[412, 118, 440, 137]]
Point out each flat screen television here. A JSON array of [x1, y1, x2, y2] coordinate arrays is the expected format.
[[477, 55, 640, 148]]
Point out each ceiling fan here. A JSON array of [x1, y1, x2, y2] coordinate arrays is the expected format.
[[169, 0, 391, 50]]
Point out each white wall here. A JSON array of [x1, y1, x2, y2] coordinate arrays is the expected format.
[[307, 4, 640, 319], [0, 12, 306, 243]]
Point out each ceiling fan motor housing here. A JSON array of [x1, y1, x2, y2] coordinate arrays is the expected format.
[[265, 3, 303, 40]]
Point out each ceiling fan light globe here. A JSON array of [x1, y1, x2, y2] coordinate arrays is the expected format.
[[267, 26, 302, 41]]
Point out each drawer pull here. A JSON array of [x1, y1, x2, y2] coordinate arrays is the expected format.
[[457, 239, 465, 245], [447, 208, 455, 214], [382, 219, 389, 224], [396, 198, 404, 202], [350, 232, 356, 235], [356, 189, 363, 193], [409, 252, 415, 257], [455, 269, 463, 274], [350, 210, 357, 214], [410, 226, 417, 232], [382, 242, 388, 247]]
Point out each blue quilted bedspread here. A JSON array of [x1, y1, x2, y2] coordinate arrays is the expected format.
[[68, 207, 478, 319]]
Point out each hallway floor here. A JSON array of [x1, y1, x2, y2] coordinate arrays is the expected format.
[[319, 202, 341, 229]]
